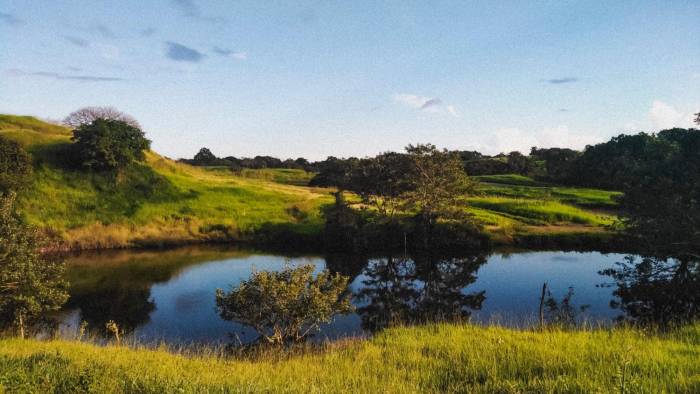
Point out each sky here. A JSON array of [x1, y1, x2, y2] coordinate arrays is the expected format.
[[1, 0, 699, 160]]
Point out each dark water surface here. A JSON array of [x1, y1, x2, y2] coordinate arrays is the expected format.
[[55, 246, 639, 345]]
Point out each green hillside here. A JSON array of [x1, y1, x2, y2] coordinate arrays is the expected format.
[[0, 115, 334, 250], [1, 114, 620, 250]]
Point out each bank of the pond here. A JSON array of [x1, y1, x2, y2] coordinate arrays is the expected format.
[[1, 323, 698, 393]]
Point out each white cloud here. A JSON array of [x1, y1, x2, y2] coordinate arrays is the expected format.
[[231, 51, 247, 60], [476, 125, 601, 155], [649, 100, 694, 129], [392, 93, 458, 117]]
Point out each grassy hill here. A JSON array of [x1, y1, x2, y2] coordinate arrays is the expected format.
[[1, 323, 697, 392], [0, 115, 334, 250], [1, 114, 620, 250]]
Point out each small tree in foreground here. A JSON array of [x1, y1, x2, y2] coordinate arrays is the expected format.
[[0, 136, 32, 193], [216, 264, 353, 345], [0, 193, 68, 338]]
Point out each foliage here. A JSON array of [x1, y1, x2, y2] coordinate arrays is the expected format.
[[0, 135, 32, 193], [63, 106, 140, 129], [617, 128, 700, 259], [71, 119, 151, 171], [216, 264, 353, 344], [0, 193, 68, 338], [349, 152, 412, 217], [530, 147, 580, 182], [0, 323, 698, 392], [403, 144, 476, 246]]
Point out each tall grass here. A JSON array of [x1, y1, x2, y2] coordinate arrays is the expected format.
[[468, 197, 615, 226], [1, 323, 697, 392]]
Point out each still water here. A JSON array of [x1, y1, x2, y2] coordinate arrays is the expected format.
[[55, 246, 646, 345]]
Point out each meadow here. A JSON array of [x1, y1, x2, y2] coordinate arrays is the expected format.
[[1, 115, 620, 250], [1, 323, 697, 393]]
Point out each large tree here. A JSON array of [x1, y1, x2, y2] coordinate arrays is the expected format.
[[71, 119, 151, 171], [0, 193, 68, 338], [348, 152, 412, 218]]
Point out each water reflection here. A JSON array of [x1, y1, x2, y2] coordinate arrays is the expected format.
[[354, 254, 486, 331], [46, 246, 700, 345], [600, 256, 700, 327]]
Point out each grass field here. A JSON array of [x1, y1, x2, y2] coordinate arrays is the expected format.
[[0, 323, 697, 393], [1, 114, 621, 249], [1, 115, 333, 250]]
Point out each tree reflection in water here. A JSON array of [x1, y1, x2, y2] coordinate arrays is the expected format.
[[354, 253, 486, 332], [600, 255, 700, 327]]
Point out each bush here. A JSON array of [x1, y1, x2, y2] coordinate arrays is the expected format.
[[0, 135, 32, 193], [216, 265, 353, 345], [71, 119, 150, 171]]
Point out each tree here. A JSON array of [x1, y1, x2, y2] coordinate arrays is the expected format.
[[71, 119, 151, 171], [695, 111, 700, 126], [192, 147, 217, 165], [403, 144, 475, 247], [348, 152, 412, 218], [0, 136, 32, 193], [216, 265, 353, 345], [0, 193, 68, 338], [63, 106, 141, 129]]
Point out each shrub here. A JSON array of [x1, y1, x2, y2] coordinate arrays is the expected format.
[[216, 264, 353, 345], [0, 135, 32, 193]]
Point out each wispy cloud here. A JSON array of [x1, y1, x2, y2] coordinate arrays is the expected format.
[[64, 35, 89, 48], [543, 77, 579, 84], [0, 12, 24, 26], [95, 24, 115, 39], [212, 47, 247, 60], [140, 27, 156, 37], [171, 0, 224, 23], [165, 41, 205, 62], [6, 68, 124, 82], [393, 93, 459, 117]]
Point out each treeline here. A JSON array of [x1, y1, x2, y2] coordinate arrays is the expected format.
[[306, 127, 700, 191], [179, 147, 317, 171]]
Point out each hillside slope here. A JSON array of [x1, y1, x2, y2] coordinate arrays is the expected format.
[[0, 115, 333, 250]]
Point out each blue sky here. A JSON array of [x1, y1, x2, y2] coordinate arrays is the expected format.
[[1, 1, 698, 160]]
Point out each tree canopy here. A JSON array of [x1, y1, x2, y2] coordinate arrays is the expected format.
[[71, 119, 151, 171], [63, 106, 141, 129]]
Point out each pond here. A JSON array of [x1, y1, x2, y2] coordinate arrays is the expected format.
[[54, 246, 688, 345]]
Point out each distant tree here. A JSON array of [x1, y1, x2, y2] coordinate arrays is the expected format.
[[216, 264, 353, 345], [193, 147, 217, 165], [71, 119, 151, 171], [0, 136, 32, 193], [695, 111, 699, 125], [530, 147, 580, 182], [348, 152, 412, 218], [63, 106, 141, 129], [0, 193, 68, 338], [506, 151, 533, 175], [309, 157, 358, 188], [403, 144, 476, 247]]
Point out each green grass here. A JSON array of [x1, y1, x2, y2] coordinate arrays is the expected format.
[[467, 197, 615, 226], [1, 115, 334, 250], [474, 174, 545, 186], [1, 323, 697, 393]]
